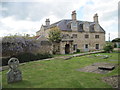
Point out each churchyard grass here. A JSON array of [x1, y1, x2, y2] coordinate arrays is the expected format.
[[2, 53, 119, 88]]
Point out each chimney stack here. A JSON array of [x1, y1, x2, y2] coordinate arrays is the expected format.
[[45, 19, 50, 26], [71, 10, 76, 20], [93, 13, 99, 23]]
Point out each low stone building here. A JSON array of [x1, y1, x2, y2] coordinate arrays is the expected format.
[[36, 35, 52, 54], [36, 11, 105, 54]]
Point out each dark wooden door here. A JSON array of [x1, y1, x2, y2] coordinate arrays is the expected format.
[[65, 44, 70, 54]]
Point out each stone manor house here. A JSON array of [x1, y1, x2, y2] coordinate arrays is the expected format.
[[36, 11, 105, 54]]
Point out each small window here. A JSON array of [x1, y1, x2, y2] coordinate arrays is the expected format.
[[62, 34, 70, 39], [96, 44, 99, 49], [85, 44, 88, 49], [73, 34, 77, 38], [85, 34, 89, 38], [73, 44, 77, 50], [95, 35, 99, 38]]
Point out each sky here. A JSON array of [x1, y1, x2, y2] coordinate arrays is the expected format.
[[0, 0, 119, 41]]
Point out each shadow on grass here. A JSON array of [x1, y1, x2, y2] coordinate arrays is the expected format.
[[3, 80, 33, 88]]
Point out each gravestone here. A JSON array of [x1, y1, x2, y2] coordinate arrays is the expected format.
[[101, 55, 109, 59], [95, 54, 109, 59], [98, 65, 115, 70], [7, 58, 22, 83]]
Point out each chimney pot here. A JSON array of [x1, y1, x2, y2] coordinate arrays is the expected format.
[[45, 19, 50, 26], [93, 13, 99, 23], [71, 10, 76, 20]]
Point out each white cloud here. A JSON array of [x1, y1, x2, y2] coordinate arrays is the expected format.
[[0, 0, 119, 41], [0, 16, 40, 36], [81, 0, 119, 40]]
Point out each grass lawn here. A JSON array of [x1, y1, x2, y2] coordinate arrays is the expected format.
[[2, 53, 119, 88]]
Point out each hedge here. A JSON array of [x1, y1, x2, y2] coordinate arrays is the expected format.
[[2, 53, 53, 66]]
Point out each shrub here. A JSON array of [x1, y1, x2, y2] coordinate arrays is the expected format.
[[2, 57, 11, 66], [76, 49, 80, 53], [117, 45, 120, 48], [2, 53, 53, 66], [114, 43, 117, 48], [36, 53, 53, 60], [103, 45, 113, 53], [2, 35, 40, 56], [15, 53, 36, 63]]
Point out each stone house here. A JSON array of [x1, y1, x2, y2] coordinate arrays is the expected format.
[[36, 11, 105, 54]]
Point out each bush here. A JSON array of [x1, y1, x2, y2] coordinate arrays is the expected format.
[[76, 49, 80, 53], [103, 45, 113, 53], [2, 53, 53, 66], [2, 57, 11, 66], [114, 43, 117, 48], [15, 53, 36, 63], [2, 35, 40, 56], [36, 53, 53, 60]]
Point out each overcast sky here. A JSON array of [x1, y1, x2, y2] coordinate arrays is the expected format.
[[0, 0, 119, 41]]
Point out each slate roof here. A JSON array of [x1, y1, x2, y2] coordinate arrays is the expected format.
[[42, 19, 105, 33]]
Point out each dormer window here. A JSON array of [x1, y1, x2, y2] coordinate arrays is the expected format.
[[72, 21, 77, 27], [83, 22, 89, 31], [71, 21, 78, 31], [67, 24, 71, 29], [80, 24, 83, 30]]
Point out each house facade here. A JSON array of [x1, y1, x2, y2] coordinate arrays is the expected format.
[[36, 11, 105, 54]]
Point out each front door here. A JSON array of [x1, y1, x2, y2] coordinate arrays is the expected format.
[[65, 44, 70, 54], [84, 44, 89, 51], [96, 44, 99, 49]]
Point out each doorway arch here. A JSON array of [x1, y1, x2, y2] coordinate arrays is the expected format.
[[65, 44, 70, 54]]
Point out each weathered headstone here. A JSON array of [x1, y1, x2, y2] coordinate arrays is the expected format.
[[98, 65, 115, 70], [7, 58, 22, 83]]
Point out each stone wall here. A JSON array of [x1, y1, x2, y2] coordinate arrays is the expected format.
[[52, 42, 60, 54], [36, 26, 105, 54], [61, 31, 105, 52], [38, 44, 52, 54], [60, 41, 74, 54], [36, 35, 53, 54]]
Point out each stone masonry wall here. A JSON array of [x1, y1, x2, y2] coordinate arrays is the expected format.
[[36, 26, 105, 54], [61, 31, 105, 52]]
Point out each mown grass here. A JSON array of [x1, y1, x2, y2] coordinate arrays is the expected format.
[[2, 53, 119, 88]]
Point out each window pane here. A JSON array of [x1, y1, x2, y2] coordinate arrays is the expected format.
[[95, 35, 99, 38], [96, 44, 99, 49], [73, 44, 77, 50], [85, 34, 89, 38], [85, 44, 88, 48]]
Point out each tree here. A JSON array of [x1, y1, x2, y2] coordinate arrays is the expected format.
[[112, 38, 120, 42], [112, 38, 120, 48], [103, 43, 113, 53], [48, 27, 61, 43]]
